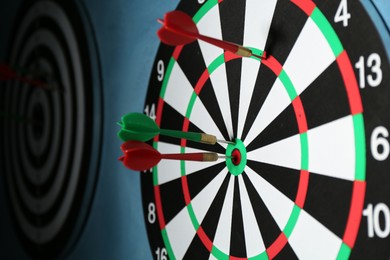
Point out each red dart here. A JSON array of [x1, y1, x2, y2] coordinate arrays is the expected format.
[[157, 11, 266, 59], [119, 140, 226, 171], [0, 63, 56, 90]]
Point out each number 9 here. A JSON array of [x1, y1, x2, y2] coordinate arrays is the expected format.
[[157, 60, 164, 82]]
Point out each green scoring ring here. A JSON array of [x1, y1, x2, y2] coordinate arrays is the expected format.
[[225, 139, 247, 176]]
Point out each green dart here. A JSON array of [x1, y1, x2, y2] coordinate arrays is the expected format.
[[117, 113, 232, 145]]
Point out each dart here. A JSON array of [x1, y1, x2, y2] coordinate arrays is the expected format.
[[119, 140, 229, 171], [157, 11, 266, 59], [117, 113, 233, 145], [0, 63, 57, 91]]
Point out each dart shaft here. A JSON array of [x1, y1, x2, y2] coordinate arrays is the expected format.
[[197, 33, 267, 59], [160, 129, 217, 144], [217, 139, 235, 145], [176, 29, 254, 58], [197, 34, 243, 55], [161, 152, 219, 162], [0, 64, 56, 90], [198, 34, 266, 59]]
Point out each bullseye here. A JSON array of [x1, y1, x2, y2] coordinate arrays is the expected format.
[[226, 139, 247, 176], [231, 149, 241, 165]]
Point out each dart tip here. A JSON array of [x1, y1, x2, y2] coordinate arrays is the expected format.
[[116, 121, 123, 127], [118, 156, 125, 162]]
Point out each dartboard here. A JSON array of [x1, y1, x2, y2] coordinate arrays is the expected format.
[[141, 0, 390, 259], [0, 0, 102, 258]]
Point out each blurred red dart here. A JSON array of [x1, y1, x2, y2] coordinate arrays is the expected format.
[[0, 63, 56, 90], [157, 11, 266, 59], [119, 140, 225, 171]]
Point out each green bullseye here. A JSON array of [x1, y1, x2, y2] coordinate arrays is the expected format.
[[226, 139, 247, 176]]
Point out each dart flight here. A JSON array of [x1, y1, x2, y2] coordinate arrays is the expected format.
[[119, 140, 226, 171], [117, 112, 232, 145], [157, 11, 266, 59]]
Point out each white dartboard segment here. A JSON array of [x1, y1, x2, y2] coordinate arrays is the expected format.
[[191, 169, 229, 228], [165, 207, 197, 260], [247, 134, 302, 171], [197, 5, 224, 67], [164, 62, 224, 140], [242, 0, 277, 49], [238, 175, 266, 257], [283, 18, 335, 96], [307, 115, 356, 181], [288, 209, 343, 260], [238, 58, 262, 139], [237, 0, 278, 138], [164, 62, 194, 116], [212, 175, 235, 255], [197, 2, 234, 138], [190, 98, 225, 141], [245, 167, 295, 232], [244, 78, 291, 146], [209, 64, 234, 138]]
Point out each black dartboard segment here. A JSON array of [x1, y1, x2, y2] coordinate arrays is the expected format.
[[141, 0, 390, 259], [0, 0, 102, 258]]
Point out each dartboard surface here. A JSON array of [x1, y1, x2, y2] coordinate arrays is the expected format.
[[0, 0, 102, 258], [142, 0, 390, 259]]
